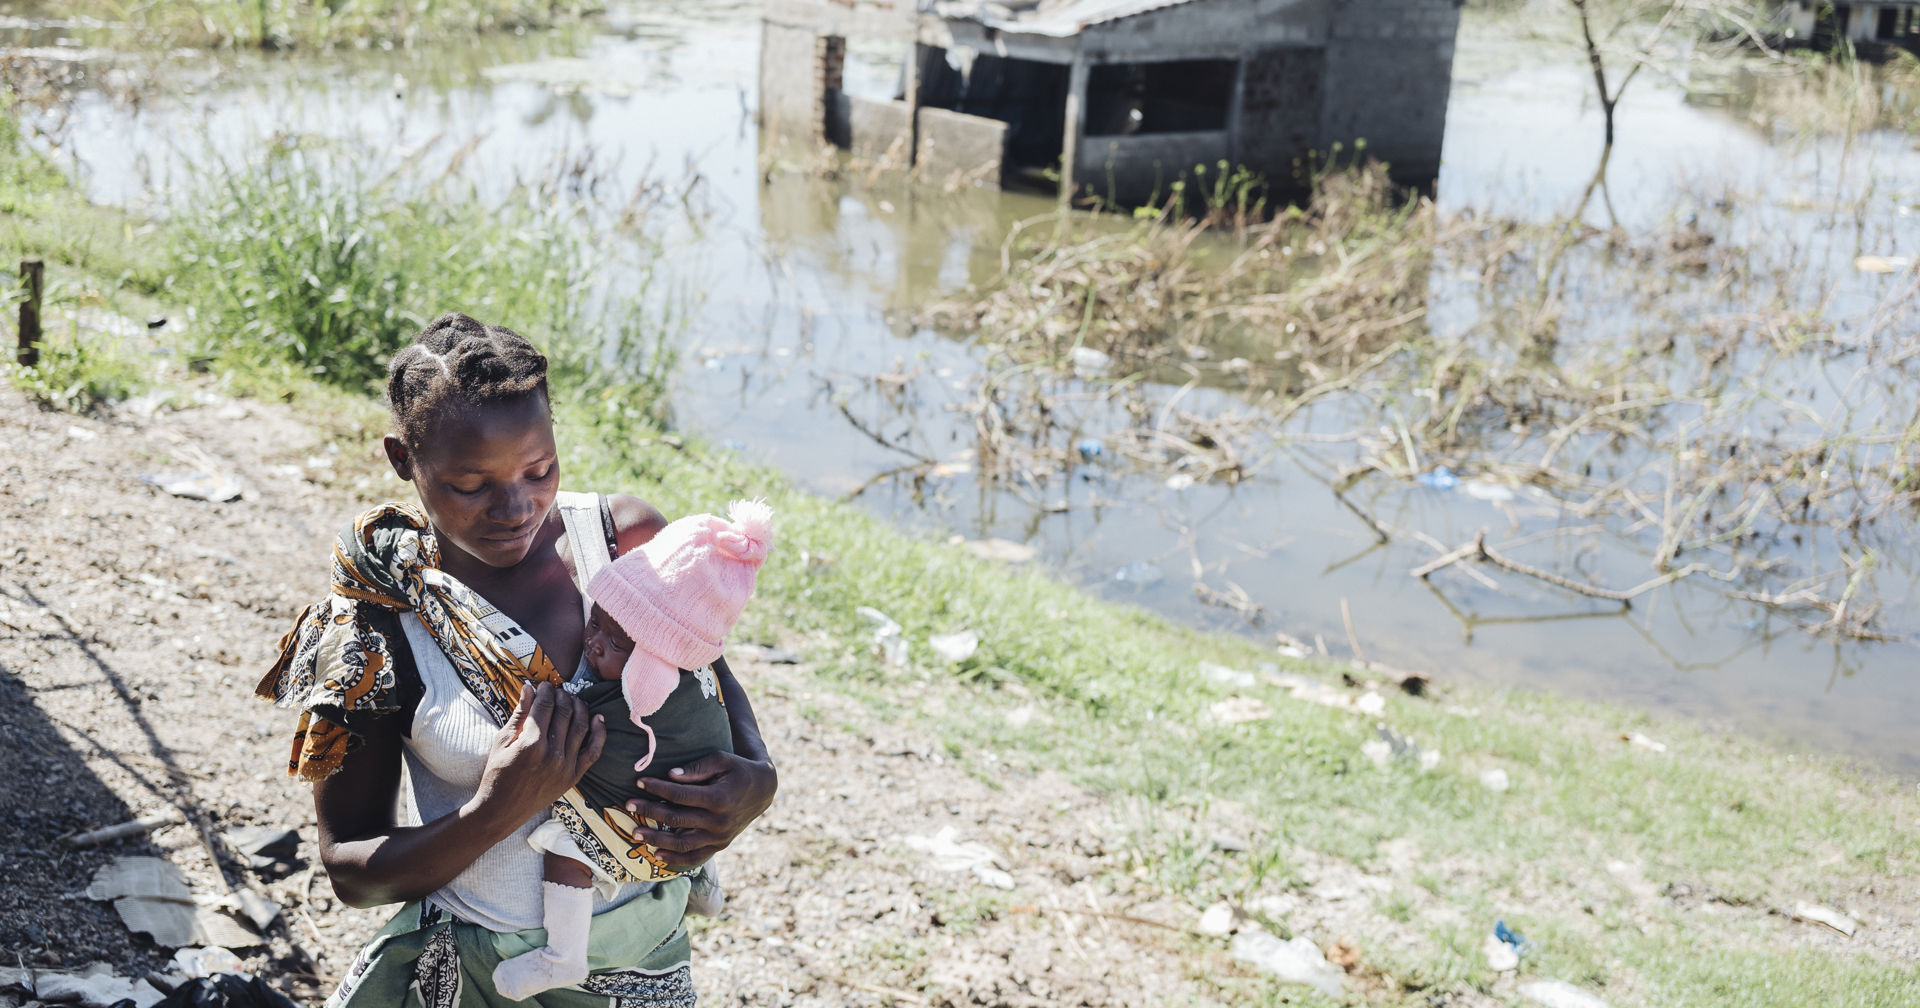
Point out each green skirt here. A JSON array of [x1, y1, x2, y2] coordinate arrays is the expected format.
[[326, 876, 692, 1008]]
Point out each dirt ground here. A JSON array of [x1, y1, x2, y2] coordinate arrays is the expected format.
[[0, 378, 1229, 1007]]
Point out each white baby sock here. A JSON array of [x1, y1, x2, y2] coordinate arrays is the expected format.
[[492, 881, 594, 1000]]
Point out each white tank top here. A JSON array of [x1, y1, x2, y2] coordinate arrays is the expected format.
[[394, 491, 648, 931]]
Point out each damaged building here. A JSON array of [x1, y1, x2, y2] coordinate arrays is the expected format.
[[759, 0, 1464, 203]]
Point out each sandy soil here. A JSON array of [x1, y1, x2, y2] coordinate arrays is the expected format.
[[0, 379, 1227, 1006]]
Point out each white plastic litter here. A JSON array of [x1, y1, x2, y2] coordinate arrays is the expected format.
[[902, 826, 1015, 890], [1229, 930, 1344, 997], [172, 946, 245, 978], [856, 606, 908, 668], [1483, 932, 1520, 971], [1792, 902, 1859, 937], [1480, 768, 1511, 792], [1069, 346, 1113, 377], [928, 630, 980, 664]]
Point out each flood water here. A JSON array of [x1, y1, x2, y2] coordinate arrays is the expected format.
[[18, 3, 1920, 770]]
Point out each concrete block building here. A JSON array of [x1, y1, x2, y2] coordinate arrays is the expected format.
[[1779, 0, 1920, 51], [760, 0, 1464, 203]]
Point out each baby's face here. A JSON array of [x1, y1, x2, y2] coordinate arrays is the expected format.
[[584, 602, 635, 682]]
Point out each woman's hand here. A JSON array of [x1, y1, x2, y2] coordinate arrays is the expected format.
[[469, 682, 607, 826], [622, 750, 778, 869]]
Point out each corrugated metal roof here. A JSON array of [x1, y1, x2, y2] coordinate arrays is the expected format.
[[929, 0, 1200, 37]]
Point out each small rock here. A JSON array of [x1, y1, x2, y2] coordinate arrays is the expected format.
[[1197, 901, 1237, 936]]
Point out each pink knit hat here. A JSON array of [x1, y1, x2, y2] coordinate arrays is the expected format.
[[587, 498, 773, 771]]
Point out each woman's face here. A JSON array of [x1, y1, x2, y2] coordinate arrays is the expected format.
[[388, 393, 561, 573]]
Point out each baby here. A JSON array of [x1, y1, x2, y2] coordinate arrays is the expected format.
[[493, 499, 772, 1000]]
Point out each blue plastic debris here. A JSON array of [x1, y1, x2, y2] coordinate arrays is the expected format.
[[1494, 919, 1535, 955], [1416, 465, 1458, 490], [1076, 438, 1104, 461]]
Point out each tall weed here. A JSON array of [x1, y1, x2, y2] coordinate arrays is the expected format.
[[167, 136, 672, 402]]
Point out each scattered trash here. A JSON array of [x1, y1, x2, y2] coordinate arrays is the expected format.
[[1210, 697, 1273, 724], [1854, 254, 1915, 274], [1004, 705, 1036, 728], [1518, 979, 1612, 1008], [1621, 731, 1667, 753], [1163, 473, 1196, 491], [1361, 737, 1393, 768], [0, 963, 166, 1008], [1111, 561, 1164, 587], [1367, 725, 1440, 770], [1229, 930, 1344, 997], [172, 946, 245, 979], [1198, 661, 1256, 689], [1416, 465, 1458, 490], [856, 606, 908, 668], [67, 425, 99, 441], [1483, 932, 1519, 971], [142, 472, 244, 503], [1324, 934, 1361, 970], [64, 808, 185, 849], [927, 460, 971, 479], [928, 629, 980, 664], [1221, 356, 1253, 375], [744, 643, 802, 664], [1494, 918, 1534, 955], [1196, 900, 1242, 937], [1791, 901, 1859, 937], [221, 826, 300, 876], [85, 857, 262, 949], [1462, 480, 1516, 502], [1354, 691, 1386, 716], [962, 538, 1037, 564], [1075, 438, 1103, 461], [1480, 768, 1511, 792], [147, 315, 168, 329], [1069, 345, 1113, 377], [149, 972, 303, 1008], [902, 826, 1014, 890]]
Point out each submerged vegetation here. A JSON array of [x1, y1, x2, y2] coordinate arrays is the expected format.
[[930, 154, 1920, 642]]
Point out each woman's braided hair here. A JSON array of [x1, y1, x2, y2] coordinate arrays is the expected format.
[[386, 312, 550, 450]]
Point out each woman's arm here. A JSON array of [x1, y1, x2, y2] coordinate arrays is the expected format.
[[621, 655, 778, 867], [314, 682, 606, 908]]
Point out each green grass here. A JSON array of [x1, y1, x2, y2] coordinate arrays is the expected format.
[[41, 0, 605, 49]]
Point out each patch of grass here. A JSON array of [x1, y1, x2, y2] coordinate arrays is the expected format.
[[165, 134, 677, 408], [46, 0, 605, 50]]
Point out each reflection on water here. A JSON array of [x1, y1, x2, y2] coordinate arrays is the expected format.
[[21, 4, 1920, 770]]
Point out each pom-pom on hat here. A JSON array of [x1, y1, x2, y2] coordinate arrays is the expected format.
[[587, 498, 773, 770]]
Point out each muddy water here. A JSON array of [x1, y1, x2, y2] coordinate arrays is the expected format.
[[23, 5, 1920, 769]]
